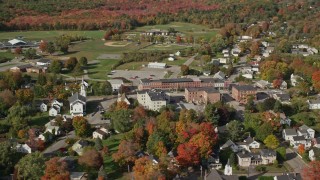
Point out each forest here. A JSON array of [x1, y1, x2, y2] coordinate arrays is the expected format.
[[0, 0, 319, 38]]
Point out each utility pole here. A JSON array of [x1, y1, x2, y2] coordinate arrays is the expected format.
[[200, 165, 203, 179]]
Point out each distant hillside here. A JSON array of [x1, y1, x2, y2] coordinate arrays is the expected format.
[[0, 0, 319, 38]]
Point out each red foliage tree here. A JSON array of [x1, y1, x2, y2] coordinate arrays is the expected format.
[[112, 140, 139, 166], [104, 30, 114, 40], [42, 157, 70, 180], [133, 157, 161, 179], [176, 36, 182, 43], [39, 41, 48, 52], [14, 47, 22, 54], [273, 79, 282, 89], [176, 142, 200, 167], [312, 71, 320, 92], [133, 106, 147, 121], [302, 160, 320, 180]]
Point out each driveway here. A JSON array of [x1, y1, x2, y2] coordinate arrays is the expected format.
[[43, 131, 76, 155], [286, 148, 307, 173], [183, 54, 198, 66]]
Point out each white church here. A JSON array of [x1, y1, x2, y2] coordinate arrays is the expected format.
[[68, 79, 87, 117]]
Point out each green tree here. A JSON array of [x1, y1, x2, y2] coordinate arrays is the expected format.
[[276, 147, 286, 162], [72, 116, 91, 138], [24, 48, 37, 59], [111, 109, 132, 133], [46, 42, 55, 54], [55, 35, 70, 53], [49, 60, 62, 74], [264, 135, 279, 149], [95, 138, 103, 151], [79, 57, 88, 66], [256, 123, 273, 141], [204, 103, 220, 124], [227, 120, 242, 141], [73, 63, 83, 76], [0, 141, 17, 175], [245, 96, 255, 112], [16, 152, 46, 180], [105, 81, 113, 95], [273, 100, 282, 112], [37, 73, 47, 86]]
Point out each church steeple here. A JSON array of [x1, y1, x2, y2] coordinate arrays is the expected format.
[[224, 158, 232, 176], [80, 77, 86, 97]]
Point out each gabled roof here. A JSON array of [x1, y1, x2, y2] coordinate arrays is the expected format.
[[221, 140, 236, 149], [293, 136, 305, 141], [284, 129, 297, 136], [8, 39, 26, 45], [299, 125, 311, 131], [233, 85, 256, 91], [68, 92, 86, 104], [260, 149, 276, 157]]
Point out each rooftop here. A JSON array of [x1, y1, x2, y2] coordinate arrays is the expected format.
[[233, 84, 256, 91], [68, 92, 86, 104], [186, 87, 219, 93], [284, 129, 298, 136]]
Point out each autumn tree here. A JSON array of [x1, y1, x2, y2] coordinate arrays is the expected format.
[[65, 57, 78, 71], [264, 135, 279, 149], [116, 101, 129, 110], [181, 65, 189, 76], [0, 89, 16, 108], [176, 142, 200, 167], [79, 149, 103, 170], [14, 47, 22, 54], [298, 144, 305, 155], [42, 157, 70, 180], [72, 116, 91, 137], [133, 157, 161, 179], [15, 88, 34, 104], [55, 35, 70, 53], [312, 71, 320, 92], [112, 140, 139, 166], [104, 30, 114, 40], [302, 160, 320, 180], [133, 106, 147, 121], [176, 36, 182, 43], [39, 41, 48, 52]]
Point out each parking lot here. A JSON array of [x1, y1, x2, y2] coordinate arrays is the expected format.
[[108, 68, 167, 85]]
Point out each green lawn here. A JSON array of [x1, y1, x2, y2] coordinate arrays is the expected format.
[[86, 59, 119, 79], [0, 51, 15, 59], [116, 61, 148, 70], [164, 58, 187, 66], [29, 112, 50, 127], [134, 22, 218, 40], [140, 44, 191, 51], [102, 133, 125, 179], [0, 30, 105, 41]]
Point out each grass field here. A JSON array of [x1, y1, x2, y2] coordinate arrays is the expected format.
[[140, 44, 191, 51], [86, 59, 119, 79], [164, 58, 187, 66], [134, 22, 218, 40], [0, 30, 105, 41], [116, 61, 148, 70]]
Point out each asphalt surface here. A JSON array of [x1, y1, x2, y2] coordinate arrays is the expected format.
[[285, 148, 307, 173]]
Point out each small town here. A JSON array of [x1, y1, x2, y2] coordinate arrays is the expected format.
[[0, 1, 320, 180]]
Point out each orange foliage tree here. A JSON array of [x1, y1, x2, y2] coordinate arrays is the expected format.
[[78, 149, 103, 169], [133, 157, 162, 179], [298, 144, 305, 155], [41, 157, 70, 180], [312, 71, 320, 92], [112, 140, 140, 166]]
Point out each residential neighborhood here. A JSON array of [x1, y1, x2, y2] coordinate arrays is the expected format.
[[0, 1, 320, 180]]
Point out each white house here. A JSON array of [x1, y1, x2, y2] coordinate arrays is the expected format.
[[280, 81, 287, 90], [282, 129, 298, 141], [108, 79, 124, 92], [93, 127, 110, 139], [68, 79, 87, 117], [137, 90, 167, 111], [219, 58, 230, 64], [45, 120, 62, 135], [16, 143, 32, 153], [298, 125, 315, 139], [213, 71, 225, 80], [175, 51, 181, 56], [36, 59, 51, 66], [147, 62, 167, 69], [72, 140, 89, 156], [49, 106, 60, 117], [255, 80, 270, 89], [307, 98, 320, 110], [8, 39, 27, 46], [290, 74, 303, 87], [309, 148, 320, 161], [168, 57, 176, 61], [39, 102, 48, 112], [237, 136, 260, 152]]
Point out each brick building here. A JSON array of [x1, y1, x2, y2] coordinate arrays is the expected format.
[[138, 78, 226, 90], [185, 87, 221, 104], [231, 85, 256, 103]]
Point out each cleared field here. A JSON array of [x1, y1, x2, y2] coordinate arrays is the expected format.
[[134, 22, 218, 40], [163, 58, 187, 66], [0, 30, 105, 41], [116, 61, 147, 70], [140, 44, 191, 51], [86, 59, 119, 79]]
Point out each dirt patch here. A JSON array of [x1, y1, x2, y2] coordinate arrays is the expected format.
[[104, 41, 130, 47]]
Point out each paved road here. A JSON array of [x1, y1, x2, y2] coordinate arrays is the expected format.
[[0, 58, 27, 72], [183, 54, 198, 66], [286, 148, 307, 173], [43, 131, 76, 155]]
